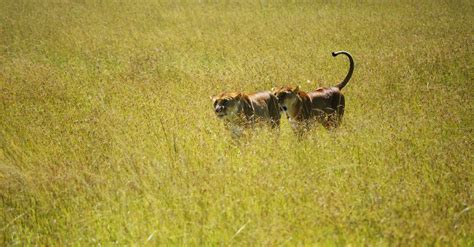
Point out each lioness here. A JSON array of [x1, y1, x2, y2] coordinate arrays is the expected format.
[[210, 91, 281, 137], [272, 51, 354, 134]]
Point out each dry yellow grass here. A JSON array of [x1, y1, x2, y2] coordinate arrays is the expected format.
[[0, 0, 473, 245]]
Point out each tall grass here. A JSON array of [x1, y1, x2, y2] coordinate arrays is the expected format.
[[0, 0, 472, 245]]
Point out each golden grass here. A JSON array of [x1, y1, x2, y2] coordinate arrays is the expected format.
[[0, 0, 473, 245]]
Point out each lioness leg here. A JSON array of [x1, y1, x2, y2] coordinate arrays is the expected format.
[[324, 94, 345, 129]]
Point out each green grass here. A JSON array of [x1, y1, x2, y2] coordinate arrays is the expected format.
[[1, 0, 472, 245]]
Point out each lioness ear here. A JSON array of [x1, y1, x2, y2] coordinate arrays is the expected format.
[[294, 85, 300, 93], [210, 95, 215, 101], [271, 87, 275, 91]]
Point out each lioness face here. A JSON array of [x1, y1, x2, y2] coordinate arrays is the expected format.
[[272, 86, 300, 112], [210, 92, 242, 119]]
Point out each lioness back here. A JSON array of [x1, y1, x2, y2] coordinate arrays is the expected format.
[[246, 91, 280, 124], [307, 87, 344, 114]]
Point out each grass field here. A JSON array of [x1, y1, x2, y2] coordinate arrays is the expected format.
[[1, 0, 473, 245]]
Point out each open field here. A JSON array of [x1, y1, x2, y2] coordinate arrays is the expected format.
[[1, 0, 473, 245]]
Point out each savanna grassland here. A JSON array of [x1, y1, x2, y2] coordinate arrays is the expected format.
[[0, 0, 473, 245]]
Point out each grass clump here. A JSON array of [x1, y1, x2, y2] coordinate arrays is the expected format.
[[0, 0, 472, 245]]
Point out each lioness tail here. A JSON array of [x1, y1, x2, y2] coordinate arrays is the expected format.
[[332, 51, 354, 90]]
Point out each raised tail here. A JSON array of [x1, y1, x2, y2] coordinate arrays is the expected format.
[[332, 51, 354, 90]]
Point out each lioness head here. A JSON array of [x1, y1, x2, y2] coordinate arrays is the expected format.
[[271, 86, 300, 111], [210, 92, 242, 119]]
